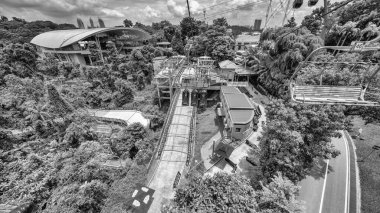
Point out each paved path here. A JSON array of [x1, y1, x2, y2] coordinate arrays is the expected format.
[[298, 131, 358, 213], [147, 91, 194, 213]]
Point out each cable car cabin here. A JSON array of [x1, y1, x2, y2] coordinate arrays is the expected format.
[[308, 0, 318, 7], [293, 0, 303, 9], [289, 43, 380, 106]]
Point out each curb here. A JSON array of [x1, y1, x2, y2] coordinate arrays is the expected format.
[[344, 130, 361, 213]]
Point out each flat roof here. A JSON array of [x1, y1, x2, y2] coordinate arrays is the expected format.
[[224, 93, 254, 109], [229, 110, 255, 124], [221, 86, 241, 94]]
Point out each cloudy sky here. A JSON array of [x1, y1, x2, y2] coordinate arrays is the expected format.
[[0, 0, 341, 27]]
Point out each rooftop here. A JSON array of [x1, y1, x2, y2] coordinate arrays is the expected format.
[[31, 27, 151, 49], [221, 86, 241, 94], [224, 93, 254, 109], [219, 60, 239, 69], [229, 109, 255, 124], [221, 86, 255, 124], [88, 109, 150, 127]]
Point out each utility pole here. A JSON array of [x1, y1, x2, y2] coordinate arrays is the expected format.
[[321, 0, 329, 45], [203, 9, 206, 22], [186, 0, 191, 17]]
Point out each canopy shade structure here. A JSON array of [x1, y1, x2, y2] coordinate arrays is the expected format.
[[30, 27, 151, 49]]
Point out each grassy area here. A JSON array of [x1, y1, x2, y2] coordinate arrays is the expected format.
[[348, 116, 380, 213]]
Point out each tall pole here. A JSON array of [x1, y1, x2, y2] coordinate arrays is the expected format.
[[186, 0, 191, 17], [282, 0, 291, 26], [264, 0, 273, 30], [321, 0, 329, 45]]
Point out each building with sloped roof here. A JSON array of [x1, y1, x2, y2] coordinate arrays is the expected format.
[[31, 27, 151, 66], [220, 86, 256, 140]]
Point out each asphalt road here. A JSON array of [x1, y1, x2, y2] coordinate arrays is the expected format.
[[298, 131, 355, 213]]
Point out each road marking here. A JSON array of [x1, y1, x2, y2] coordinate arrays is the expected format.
[[319, 159, 330, 213], [342, 131, 350, 213]]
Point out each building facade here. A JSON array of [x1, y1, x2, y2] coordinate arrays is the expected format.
[[31, 27, 151, 66]]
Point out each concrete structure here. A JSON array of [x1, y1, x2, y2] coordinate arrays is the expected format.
[[30, 27, 151, 66], [87, 109, 150, 128], [218, 60, 239, 81], [147, 91, 195, 213], [220, 86, 256, 140], [235, 34, 260, 51]]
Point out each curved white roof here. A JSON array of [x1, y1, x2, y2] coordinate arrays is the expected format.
[[30, 27, 151, 49]]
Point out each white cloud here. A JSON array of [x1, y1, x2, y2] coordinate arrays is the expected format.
[[167, 0, 186, 17], [167, 0, 202, 17], [142, 5, 160, 18], [101, 8, 125, 18]]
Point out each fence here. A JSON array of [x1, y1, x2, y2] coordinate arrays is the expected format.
[[146, 89, 180, 178]]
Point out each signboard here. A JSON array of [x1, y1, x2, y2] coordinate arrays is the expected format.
[[350, 41, 380, 52]]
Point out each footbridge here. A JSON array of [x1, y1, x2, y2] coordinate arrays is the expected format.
[[146, 88, 196, 212]]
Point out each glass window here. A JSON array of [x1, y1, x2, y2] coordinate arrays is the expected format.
[[235, 128, 241, 132]]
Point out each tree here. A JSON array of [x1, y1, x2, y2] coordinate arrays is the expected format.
[[171, 29, 184, 54], [1, 43, 38, 75], [113, 78, 134, 107], [77, 18, 85, 29], [260, 100, 348, 182], [152, 20, 172, 30], [213, 17, 229, 27], [180, 17, 200, 40], [258, 172, 304, 213], [164, 173, 258, 212], [46, 84, 75, 116], [123, 19, 133, 27], [0, 16, 8, 22], [284, 17, 297, 28], [163, 25, 176, 42]]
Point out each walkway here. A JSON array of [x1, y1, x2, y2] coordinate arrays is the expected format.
[[298, 131, 358, 213], [147, 90, 195, 213]]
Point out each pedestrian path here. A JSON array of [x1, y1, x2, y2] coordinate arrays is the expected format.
[[147, 90, 195, 213]]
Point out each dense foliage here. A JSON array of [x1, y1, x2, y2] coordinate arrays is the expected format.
[[259, 100, 349, 182], [0, 16, 76, 44], [163, 172, 302, 213], [0, 17, 167, 212]]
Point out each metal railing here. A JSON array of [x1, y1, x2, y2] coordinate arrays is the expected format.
[[227, 81, 249, 87]]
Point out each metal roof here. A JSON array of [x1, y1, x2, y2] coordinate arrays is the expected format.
[[221, 86, 241, 94], [30, 27, 151, 49], [224, 93, 254, 109], [229, 110, 255, 124]]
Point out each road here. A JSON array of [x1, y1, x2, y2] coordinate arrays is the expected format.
[[298, 131, 357, 213]]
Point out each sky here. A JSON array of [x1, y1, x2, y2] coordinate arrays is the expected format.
[[0, 0, 341, 28]]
